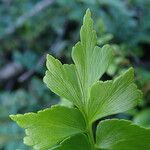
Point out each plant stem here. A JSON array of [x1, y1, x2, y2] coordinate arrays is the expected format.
[[87, 123, 95, 150], [82, 110, 96, 150]]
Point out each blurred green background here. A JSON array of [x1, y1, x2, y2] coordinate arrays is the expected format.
[[0, 0, 150, 149]]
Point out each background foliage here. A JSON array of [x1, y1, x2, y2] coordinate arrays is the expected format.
[[0, 0, 150, 149]]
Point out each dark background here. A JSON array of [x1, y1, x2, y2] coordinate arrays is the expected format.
[[0, 0, 150, 149]]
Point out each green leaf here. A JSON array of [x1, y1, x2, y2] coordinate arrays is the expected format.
[[43, 55, 82, 108], [96, 119, 150, 150], [10, 106, 86, 150], [52, 134, 91, 150], [87, 68, 142, 122], [72, 9, 113, 96]]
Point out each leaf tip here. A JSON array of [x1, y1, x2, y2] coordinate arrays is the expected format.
[[46, 53, 50, 60], [84, 8, 92, 22], [9, 114, 21, 122], [9, 114, 15, 120], [128, 67, 134, 73], [86, 8, 91, 16], [120, 67, 135, 81]]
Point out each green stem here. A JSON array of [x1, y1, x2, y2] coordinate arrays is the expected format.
[[82, 110, 96, 150], [87, 123, 95, 150]]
